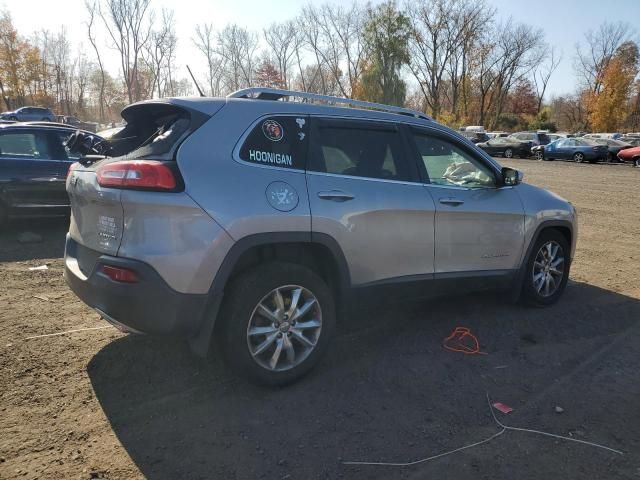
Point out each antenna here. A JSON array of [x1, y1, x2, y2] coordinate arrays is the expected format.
[[186, 65, 205, 97]]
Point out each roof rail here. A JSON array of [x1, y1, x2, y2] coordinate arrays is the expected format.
[[227, 87, 432, 121]]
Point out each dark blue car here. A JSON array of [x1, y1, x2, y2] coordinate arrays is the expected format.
[[0, 124, 101, 222], [540, 138, 608, 163]]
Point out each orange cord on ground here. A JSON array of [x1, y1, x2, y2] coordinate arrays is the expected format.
[[443, 327, 487, 355]]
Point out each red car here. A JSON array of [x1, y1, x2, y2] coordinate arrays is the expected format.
[[617, 145, 640, 167]]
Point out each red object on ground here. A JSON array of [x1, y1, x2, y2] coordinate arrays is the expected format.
[[492, 402, 514, 414], [443, 327, 487, 355]]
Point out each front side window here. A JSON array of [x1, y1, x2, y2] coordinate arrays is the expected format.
[[0, 132, 50, 159], [413, 133, 496, 188], [239, 116, 309, 170], [309, 120, 410, 181]]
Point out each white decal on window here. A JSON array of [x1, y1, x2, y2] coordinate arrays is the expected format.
[[248, 149, 293, 166]]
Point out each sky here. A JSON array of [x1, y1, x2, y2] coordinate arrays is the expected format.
[[3, 0, 640, 98]]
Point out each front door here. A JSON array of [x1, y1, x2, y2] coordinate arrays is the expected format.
[[410, 129, 525, 274], [306, 118, 436, 286]]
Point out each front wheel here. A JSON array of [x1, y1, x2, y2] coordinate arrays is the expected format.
[[573, 152, 584, 163], [504, 148, 514, 158], [534, 151, 544, 160], [634, 157, 640, 168], [217, 262, 335, 386], [522, 230, 570, 307]]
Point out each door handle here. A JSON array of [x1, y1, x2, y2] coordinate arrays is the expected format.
[[317, 190, 355, 202], [439, 197, 464, 206]]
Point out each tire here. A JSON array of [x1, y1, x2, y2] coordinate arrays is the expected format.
[[217, 262, 336, 386], [634, 157, 640, 168], [534, 151, 544, 161], [573, 152, 584, 163], [607, 152, 616, 163], [521, 230, 570, 307], [504, 148, 513, 158]]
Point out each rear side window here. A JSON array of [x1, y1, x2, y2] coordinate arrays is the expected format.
[[309, 120, 410, 181], [239, 116, 309, 169], [0, 132, 50, 159]]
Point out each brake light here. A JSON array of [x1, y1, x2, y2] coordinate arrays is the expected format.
[[96, 160, 176, 190], [101, 265, 139, 283]]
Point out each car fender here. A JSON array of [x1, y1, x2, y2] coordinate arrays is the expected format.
[[188, 231, 350, 357]]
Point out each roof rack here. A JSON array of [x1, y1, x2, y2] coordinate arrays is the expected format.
[[227, 87, 432, 121]]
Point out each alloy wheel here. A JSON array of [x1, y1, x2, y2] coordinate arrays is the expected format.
[[574, 152, 584, 163], [532, 241, 565, 297], [504, 148, 513, 158], [535, 151, 543, 160], [246, 285, 322, 372]]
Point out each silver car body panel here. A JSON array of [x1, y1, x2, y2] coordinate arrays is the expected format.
[[66, 95, 577, 300]]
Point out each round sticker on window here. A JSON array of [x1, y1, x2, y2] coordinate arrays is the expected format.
[[262, 120, 284, 142]]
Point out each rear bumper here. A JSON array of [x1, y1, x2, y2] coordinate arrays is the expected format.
[[64, 235, 210, 336]]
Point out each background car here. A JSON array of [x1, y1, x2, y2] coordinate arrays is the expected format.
[[0, 124, 102, 223], [461, 130, 490, 144], [511, 131, 551, 146], [486, 131, 510, 139], [0, 106, 56, 122], [476, 136, 532, 158], [617, 145, 640, 167], [541, 137, 608, 163], [593, 138, 633, 162], [58, 115, 99, 132]]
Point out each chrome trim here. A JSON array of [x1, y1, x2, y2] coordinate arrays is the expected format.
[[228, 87, 432, 121]]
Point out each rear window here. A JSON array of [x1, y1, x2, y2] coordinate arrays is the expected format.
[[105, 103, 208, 160], [239, 116, 309, 169]]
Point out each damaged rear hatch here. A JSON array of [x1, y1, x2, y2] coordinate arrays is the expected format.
[[66, 99, 219, 277]]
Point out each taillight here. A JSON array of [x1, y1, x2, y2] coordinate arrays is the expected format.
[[96, 160, 177, 190], [101, 265, 139, 283]]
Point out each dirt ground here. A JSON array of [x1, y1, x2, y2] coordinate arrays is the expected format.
[[1, 159, 639, 480]]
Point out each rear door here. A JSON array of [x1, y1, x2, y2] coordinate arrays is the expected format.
[[306, 118, 436, 285], [0, 129, 68, 211], [409, 128, 525, 274]]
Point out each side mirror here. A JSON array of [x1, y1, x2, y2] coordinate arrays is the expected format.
[[502, 167, 523, 186]]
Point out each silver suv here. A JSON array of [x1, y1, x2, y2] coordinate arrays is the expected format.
[[64, 88, 577, 385]]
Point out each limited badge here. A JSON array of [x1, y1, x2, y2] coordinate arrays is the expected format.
[[262, 120, 284, 142], [266, 181, 299, 212]]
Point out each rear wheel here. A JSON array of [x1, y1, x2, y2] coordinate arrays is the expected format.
[[573, 152, 584, 163], [504, 148, 513, 158], [634, 157, 640, 168], [522, 230, 570, 307], [217, 262, 335, 386]]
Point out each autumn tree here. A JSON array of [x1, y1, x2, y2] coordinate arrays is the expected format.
[[254, 58, 284, 89], [354, 1, 410, 106], [589, 51, 637, 131], [0, 11, 42, 109]]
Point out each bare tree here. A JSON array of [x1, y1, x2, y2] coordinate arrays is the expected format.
[[85, 1, 106, 121], [215, 24, 257, 92], [263, 21, 297, 89], [99, 0, 153, 103], [300, 3, 365, 97], [575, 21, 635, 94], [533, 46, 561, 113], [408, 0, 475, 119], [193, 23, 224, 96], [144, 8, 176, 98]]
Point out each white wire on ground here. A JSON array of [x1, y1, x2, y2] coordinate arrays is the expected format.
[[25, 325, 113, 340], [342, 392, 623, 467]]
